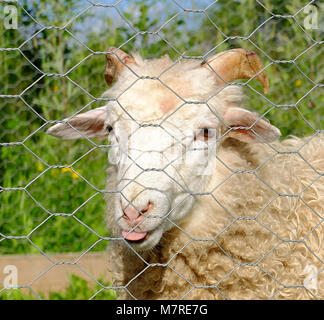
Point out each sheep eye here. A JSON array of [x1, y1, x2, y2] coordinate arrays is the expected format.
[[195, 128, 215, 141]]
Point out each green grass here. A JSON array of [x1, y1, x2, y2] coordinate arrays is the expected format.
[[0, 130, 110, 254], [0, 274, 117, 300]]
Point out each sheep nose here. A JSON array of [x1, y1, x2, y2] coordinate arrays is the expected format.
[[122, 202, 154, 225]]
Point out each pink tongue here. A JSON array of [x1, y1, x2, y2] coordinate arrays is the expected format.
[[122, 230, 148, 241]]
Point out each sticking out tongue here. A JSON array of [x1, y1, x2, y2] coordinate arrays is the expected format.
[[122, 230, 148, 241]]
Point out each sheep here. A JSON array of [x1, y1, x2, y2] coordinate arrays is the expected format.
[[47, 47, 324, 300]]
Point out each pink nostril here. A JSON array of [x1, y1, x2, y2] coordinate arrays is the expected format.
[[123, 206, 141, 222], [123, 202, 154, 223]]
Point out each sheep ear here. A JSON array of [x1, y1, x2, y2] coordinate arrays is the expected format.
[[105, 47, 136, 85], [46, 107, 108, 140], [223, 107, 281, 143]]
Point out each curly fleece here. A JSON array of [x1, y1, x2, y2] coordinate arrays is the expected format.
[[106, 132, 324, 300]]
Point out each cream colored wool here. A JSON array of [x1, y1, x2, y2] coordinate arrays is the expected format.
[[104, 54, 324, 300], [106, 134, 324, 300]]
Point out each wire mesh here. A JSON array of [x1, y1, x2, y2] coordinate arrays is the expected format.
[[0, 0, 323, 300]]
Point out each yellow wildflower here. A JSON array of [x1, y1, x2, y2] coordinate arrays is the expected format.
[[295, 79, 302, 87], [71, 171, 80, 179], [61, 166, 81, 179], [36, 162, 44, 171], [61, 167, 71, 174]]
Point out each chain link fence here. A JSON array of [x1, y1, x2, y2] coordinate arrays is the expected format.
[[0, 0, 323, 299]]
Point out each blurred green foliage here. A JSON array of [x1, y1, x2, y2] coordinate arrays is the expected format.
[[0, 0, 323, 255]]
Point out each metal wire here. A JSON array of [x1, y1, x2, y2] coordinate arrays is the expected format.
[[0, 0, 323, 300]]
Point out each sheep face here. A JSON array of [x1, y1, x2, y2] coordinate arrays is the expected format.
[[105, 98, 221, 251], [47, 48, 280, 251]]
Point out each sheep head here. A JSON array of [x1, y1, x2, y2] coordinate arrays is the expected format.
[[47, 48, 280, 251]]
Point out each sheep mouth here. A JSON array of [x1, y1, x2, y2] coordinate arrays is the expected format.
[[122, 230, 149, 243], [121, 227, 165, 251]]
